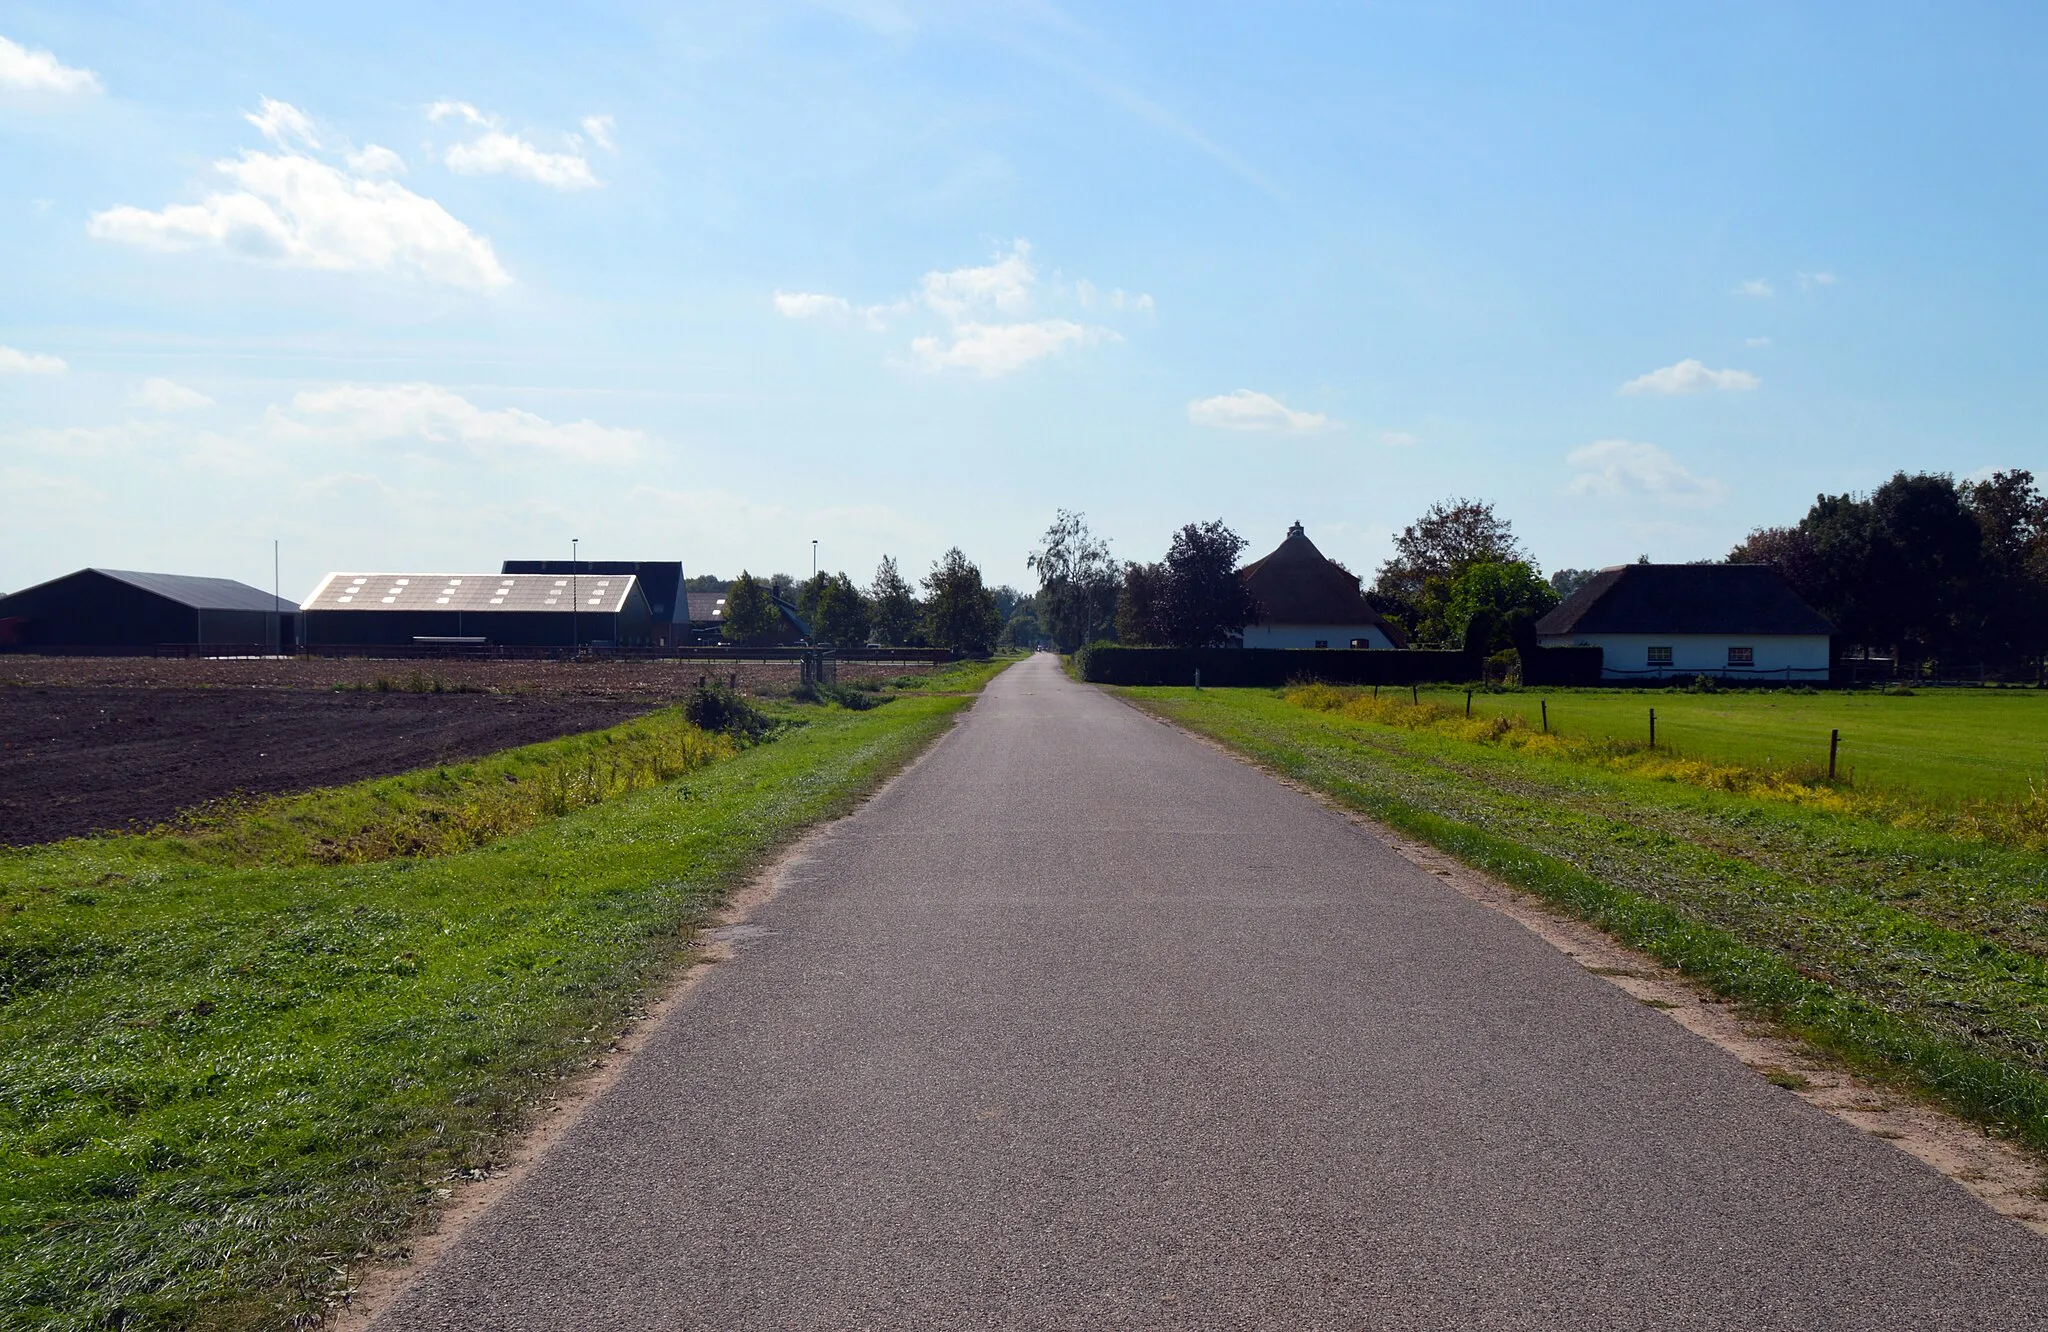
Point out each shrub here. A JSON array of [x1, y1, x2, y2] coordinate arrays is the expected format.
[[685, 681, 771, 740]]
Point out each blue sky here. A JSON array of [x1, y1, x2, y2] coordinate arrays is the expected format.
[[4, 2, 2045, 600]]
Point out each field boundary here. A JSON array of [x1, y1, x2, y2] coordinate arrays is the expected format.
[[327, 678, 988, 1328], [1113, 689, 2048, 1237]]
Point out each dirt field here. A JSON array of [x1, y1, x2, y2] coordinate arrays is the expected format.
[[0, 656, 941, 845], [0, 688, 667, 846], [0, 656, 922, 697]]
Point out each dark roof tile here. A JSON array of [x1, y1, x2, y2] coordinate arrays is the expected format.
[[1536, 564, 1832, 637]]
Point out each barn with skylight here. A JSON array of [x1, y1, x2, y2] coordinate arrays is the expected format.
[[300, 572, 654, 647]]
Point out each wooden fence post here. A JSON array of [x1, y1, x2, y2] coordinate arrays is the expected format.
[[1465, 689, 1473, 717], [1829, 728, 1840, 780], [1649, 708, 1657, 748], [1541, 699, 1548, 733]]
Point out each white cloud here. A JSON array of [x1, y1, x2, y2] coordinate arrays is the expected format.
[[137, 377, 213, 411], [0, 345, 66, 374], [445, 130, 597, 190], [427, 100, 494, 127], [245, 97, 318, 149], [1567, 439, 1725, 505], [774, 291, 854, 320], [1073, 279, 1155, 313], [89, 122, 511, 290], [778, 240, 1139, 377], [1380, 430, 1417, 448], [918, 241, 1037, 322], [1185, 389, 1329, 433], [270, 384, 645, 461], [345, 144, 405, 175], [1734, 278, 1775, 298], [581, 114, 616, 152], [0, 34, 100, 94], [913, 320, 1102, 376], [1620, 358, 1759, 395], [1798, 269, 1838, 289], [1744, 336, 1772, 348]]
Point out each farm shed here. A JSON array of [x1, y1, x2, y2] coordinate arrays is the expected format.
[[502, 561, 686, 645], [1536, 563, 1833, 681], [1237, 523, 1406, 650], [0, 568, 296, 650], [302, 572, 653, 647]]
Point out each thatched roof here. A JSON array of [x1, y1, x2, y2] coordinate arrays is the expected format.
[[1239, 523, 1405, 644], [1537, 564, 1833, 636]]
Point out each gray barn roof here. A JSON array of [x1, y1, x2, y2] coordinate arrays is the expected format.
[[89, 569, 294, 613], [304, 572, 643, 614], [1536, 564, 1833, 637]]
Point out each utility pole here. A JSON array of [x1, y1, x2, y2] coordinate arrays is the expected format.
[[571, 537, 579, 651], [273, 538, 280, 654], [812, 539, 818, 578]]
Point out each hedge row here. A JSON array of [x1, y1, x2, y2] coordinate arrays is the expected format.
[[1075, 645, 1481, 687], [1520, 645, 1604, 686]]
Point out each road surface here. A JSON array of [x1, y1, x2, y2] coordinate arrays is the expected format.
[[375, 653, 2048, 1329]]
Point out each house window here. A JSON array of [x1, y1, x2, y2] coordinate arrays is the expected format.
[[1349, 638, 1373, 649], [1313, 639, 1329, 649], [1727, 646, 1754, 666], [1647, 646, 1673, 666]]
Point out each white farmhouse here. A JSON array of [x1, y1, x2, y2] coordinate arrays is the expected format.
[[1536, 564, 1833, 681], [1237, 522, 1405, 650]]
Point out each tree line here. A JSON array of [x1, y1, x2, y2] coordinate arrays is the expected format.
[[1729, 469, 2048, 675], [713, 549, 1013, 655]]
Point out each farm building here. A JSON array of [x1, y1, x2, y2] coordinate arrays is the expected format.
[[1237, 523, 1406, 649], [0, 568, 296, 651], [502, 561, 686, 645], [301, 572, 653, 647], [1536, 563, 1833, 681], [681, 589, 813, 645]]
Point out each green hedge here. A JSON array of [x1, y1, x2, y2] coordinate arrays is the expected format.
[[1075, 645, 1479, 687], [1519, 645, 1604, 686]]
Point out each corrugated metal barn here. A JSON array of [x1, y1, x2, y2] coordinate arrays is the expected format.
[[502, 561, 685, 645], [0, 568, 297, 650], [301, 572, 654, 646]]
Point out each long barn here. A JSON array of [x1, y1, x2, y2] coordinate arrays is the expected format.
[[301, 572, 653, 647], [0, 568, 296, 650]]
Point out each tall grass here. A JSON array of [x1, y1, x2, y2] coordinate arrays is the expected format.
[[161, 708, 739, 867], [1284, 683, 2048, 852]]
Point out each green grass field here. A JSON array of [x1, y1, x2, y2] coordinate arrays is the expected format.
[[1120, 684, 2048, 1162], [1408, 685, 2048, 801], [0, 662, 1003, 1330]]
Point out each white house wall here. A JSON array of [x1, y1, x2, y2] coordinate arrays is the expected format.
[[1539, 632, 1830, 680], [1242, 623, 1400, 650]]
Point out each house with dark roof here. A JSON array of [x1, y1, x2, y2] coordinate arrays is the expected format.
[[0, 568, 297, 650], [1237, 522, 1406, 650], [1535, 564, 1833, 680]]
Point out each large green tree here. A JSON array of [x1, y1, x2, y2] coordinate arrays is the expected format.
[[721, 571, 782, 644], [1027, 510, 1121, 651], [922, 548, 1001, 655], [1372, 498, 1528, 643], [867, 556, 921, 646], [1160, 520, 1259, 648], [1115, 560, 1169, 645], [1444, 560, 1559, 654]]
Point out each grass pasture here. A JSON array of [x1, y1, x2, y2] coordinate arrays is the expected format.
[[0, 660, 1006, 1329], [1119, 683, 2048, 1164], [1408, 685, 2048, 803]]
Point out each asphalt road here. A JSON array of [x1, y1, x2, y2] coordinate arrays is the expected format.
[[375, 653, 2048, 1330]]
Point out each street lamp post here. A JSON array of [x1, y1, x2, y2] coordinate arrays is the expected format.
[[812, 539, 818, 578], [571, 537, 579, 652]]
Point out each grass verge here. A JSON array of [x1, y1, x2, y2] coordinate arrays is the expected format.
[[0, 665, 1003, 1330], [1117, 685, 2048, 1160]]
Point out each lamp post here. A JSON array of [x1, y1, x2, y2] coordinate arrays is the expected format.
[[812, 539, 818, 578], [571, 537, 579, 651]]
